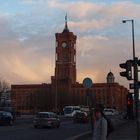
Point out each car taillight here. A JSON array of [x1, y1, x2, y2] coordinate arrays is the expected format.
[[47, 119, 52, 123], [47, 118, 51, 121]]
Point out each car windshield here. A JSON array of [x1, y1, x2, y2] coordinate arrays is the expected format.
[[36, 113, 49, 118], [64, 108, 73, 114], [74, 108, 80, 111], [0, 112, 3, 116], [0, 111, 11, 116], [104, 109, 113, 112]]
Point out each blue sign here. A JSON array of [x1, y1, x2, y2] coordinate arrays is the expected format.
[[83, 77, 93, 88]]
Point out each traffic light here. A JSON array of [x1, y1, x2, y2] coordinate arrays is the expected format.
[[127, 93, 133, 106], [119, 60, 132, 80], [127, 93, 134, 119]]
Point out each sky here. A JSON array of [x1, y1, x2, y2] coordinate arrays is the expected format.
[[0, 0, 140, 88]]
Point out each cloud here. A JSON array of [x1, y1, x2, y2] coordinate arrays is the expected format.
[[0, 51, 54, 84], [20, 0, 34, 4], [0, 0, 140, 88], [69, 19, 112, 32], [0, 36, 54, 84]]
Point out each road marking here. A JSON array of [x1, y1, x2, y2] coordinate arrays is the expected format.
[[64, 131, 91, 140]]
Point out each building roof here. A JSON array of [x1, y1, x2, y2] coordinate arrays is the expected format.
[[11, 83, 51, 89]]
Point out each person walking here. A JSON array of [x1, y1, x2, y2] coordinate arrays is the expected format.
[[92, 108, 107, 140]]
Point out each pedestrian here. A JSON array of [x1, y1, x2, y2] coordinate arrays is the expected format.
[[92, 108, 107, 140]]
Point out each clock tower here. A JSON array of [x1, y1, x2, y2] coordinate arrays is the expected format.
[[54, 15, 77, 85]]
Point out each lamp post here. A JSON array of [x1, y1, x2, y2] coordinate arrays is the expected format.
[[122, 19, 140, 140], [83, 78, 93, 135], [122, 20, 135, 59]]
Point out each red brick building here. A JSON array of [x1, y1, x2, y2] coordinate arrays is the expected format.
[[11, 17, 128, 114]]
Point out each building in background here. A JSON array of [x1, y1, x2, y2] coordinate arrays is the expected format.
[[11, 17, 128, 114]]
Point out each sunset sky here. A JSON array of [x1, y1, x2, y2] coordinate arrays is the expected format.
[[0, 0, 140, 88]]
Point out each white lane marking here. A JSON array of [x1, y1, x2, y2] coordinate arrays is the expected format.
[[64, 131, 91, 140]]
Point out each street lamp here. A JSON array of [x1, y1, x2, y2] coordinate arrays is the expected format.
[[122, 19, 135, 59], [122, 19, 140, 140]]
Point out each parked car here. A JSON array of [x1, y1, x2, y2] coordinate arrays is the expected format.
[[73, 111, 88, 123], [0, 111, 14, 125], [33, 112, 60, 128], [63, 106, 81, 117], [104, 109, 116, 115]]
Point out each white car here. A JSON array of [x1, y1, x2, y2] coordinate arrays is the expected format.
[[104, 109, 116, 115], [63, 106, 81, 117]]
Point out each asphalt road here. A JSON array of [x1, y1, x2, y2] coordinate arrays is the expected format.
[[0, 114, 124, 140], [0, 118, 90, 140]]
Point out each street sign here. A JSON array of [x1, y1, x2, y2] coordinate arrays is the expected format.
[[129, 82, 140, 89], [83, 77, 93, 88], [129, 83, 134, 89]]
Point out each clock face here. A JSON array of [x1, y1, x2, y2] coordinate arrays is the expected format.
[[62, 42, 67, 48]]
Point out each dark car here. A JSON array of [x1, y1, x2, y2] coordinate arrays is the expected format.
[[0, 111, 14, 125], [33, 112, 60, 128], [73, 111, 88, 123]]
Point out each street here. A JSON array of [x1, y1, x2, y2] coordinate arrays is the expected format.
[[0, 114, 128, 140], [0, 116, 90, 140]]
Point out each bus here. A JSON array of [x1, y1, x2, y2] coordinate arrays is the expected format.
[[63, 106, 81, 117]]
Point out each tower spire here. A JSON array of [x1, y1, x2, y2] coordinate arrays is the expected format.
[[65, 13, 68, 29], [63, 13, 69, 33]]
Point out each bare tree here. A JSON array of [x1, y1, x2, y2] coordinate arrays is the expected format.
[[0, 77, 11, 106], [0, 79, 10, 92]]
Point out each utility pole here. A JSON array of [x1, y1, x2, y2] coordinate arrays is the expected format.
[[122, 19, 140, 140]]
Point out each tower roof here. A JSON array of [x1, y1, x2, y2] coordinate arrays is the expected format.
[[62, 14, 69, 33], [107, 71, 114, 77], [106, 71, 115, 83]]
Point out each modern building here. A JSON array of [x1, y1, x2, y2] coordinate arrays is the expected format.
[[11, 17, 128, 114]]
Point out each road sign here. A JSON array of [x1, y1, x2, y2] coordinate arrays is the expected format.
[[83, 77, 93, 88], [129, 82, 140, 89], [129, 83, 134, 89]]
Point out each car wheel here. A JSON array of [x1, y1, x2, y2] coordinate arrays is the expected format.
[[51, 123, 55, 128], [34, 125, 38, 128], [9, 120, 13, 126], [57, 123, 60, 128]]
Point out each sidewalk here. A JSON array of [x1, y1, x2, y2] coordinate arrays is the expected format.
[[108, 120, 136, 140], [76, 120, 136, 140]]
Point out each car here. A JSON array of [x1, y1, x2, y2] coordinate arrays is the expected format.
[[73, 111, 89, 123], [104, 109, 116, 115], [0, 111, 14, 125], [33, 112, 60, 128], [63, 106, 81, 117]]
